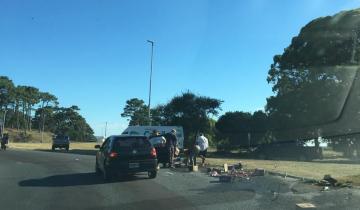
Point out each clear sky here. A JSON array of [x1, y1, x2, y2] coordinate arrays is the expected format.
[[1, 0, 360, 136]]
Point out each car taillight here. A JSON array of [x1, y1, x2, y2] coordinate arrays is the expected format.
[[151, 148, 157, 157], [109, 152, 118, 158]]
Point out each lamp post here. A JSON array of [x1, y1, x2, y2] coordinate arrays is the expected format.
[[147, 40, 154, 126]]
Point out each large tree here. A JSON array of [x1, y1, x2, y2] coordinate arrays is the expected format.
[[0, 76, 15, 136], [266, 9, 360, 155], [215, 110, 269, 150], [51, 106, 94, 141], [163, 92, 222, 147], [121, 98, 149, 125]]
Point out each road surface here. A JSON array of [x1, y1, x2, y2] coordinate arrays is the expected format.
[[1, 149, 359, 210]]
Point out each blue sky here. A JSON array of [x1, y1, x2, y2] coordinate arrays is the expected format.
[[1, 0, 360, 136]]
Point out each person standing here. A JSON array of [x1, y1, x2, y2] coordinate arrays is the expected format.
[[164, 129, 178, 168], [1, 133, 9, 151], [195, 133, 209, 166], [149, 130, 167, 167]]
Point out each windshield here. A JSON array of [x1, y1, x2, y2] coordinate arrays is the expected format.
[[2, 1, 360, 210], [113, 137, 150, 150]]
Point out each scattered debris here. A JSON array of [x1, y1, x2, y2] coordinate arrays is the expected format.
[[323, 174, 337, 186], [339, 182, 353, 188], [318, 179, 331, 186], [223, 163, 228, 173], [296, 203, 316, 209], [235, 162, 243, 170], [252, 168, 265, 176], [228, 165, 235, 171], [321, 186, 330, 191], [188, 165, 198, 172], [219, 175, 233, 183], [210, 170, 219, 177], [174, 162, 182, 168]]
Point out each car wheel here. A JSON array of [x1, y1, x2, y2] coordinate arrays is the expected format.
[[103, 167, 114, 182], [148, 171, 157, 179]]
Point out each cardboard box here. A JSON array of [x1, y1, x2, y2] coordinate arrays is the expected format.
[[224, 163, 228, 173], [253, 168, 265, 176], [188, 165, 198, 172]]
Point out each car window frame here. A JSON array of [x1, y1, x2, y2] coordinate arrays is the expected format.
[[101, 137, 111, 151]]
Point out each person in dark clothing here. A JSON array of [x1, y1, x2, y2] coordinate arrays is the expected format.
[[164, 129, 178, 168], [1, 133, 9, 151]]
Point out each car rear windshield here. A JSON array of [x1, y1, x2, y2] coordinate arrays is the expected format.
[[112, 137, 150, 150]]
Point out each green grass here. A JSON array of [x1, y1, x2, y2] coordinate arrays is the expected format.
[[5, 128, 54, 143]]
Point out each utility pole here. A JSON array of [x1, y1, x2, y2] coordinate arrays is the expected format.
[[147, 40, 154, 126]]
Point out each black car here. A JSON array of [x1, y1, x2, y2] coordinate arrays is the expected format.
[[52, 135, 70, 151], [95, 135, 158, 181]]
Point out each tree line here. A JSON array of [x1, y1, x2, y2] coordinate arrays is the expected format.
[[122, 9, 360, 157], [0, 76, 94, 141]]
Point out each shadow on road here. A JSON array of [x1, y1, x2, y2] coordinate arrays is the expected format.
[[18, 172, 148, 187], [35, 149, 97, 156]]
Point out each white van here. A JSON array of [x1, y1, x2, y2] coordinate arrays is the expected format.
[[121, 126, 185, 149]]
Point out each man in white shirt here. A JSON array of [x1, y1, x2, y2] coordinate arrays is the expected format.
[[195, 133, 209, 166]]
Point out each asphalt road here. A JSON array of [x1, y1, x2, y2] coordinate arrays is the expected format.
[[1, 149, 360, 210]]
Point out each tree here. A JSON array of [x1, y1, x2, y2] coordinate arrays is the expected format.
[[163, 92, 222, 147], [266, 9, 360, 155], [51, 106, 94, 141], [37, 92, 58, 142], [121, 98, 149, 126], [16, 86, 40, 133], [151, 105, 166, 126], [0, 76, 15, 136], [1, 75, 95, 142], [215, 110, 269, 150]]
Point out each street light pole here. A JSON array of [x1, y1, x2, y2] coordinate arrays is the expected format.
[[147, 40, 154, 126]]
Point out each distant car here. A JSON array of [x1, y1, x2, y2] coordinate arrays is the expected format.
[[251, 141, 323, 161], [95, 135, 158, 181], [52, 135, 70, 151]]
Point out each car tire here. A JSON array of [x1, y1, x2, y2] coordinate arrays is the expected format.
[[148, 170, 157, 179], [103, 167, 114, 182]]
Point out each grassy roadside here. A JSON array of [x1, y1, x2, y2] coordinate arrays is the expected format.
[[206, 157, 360, 185]]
